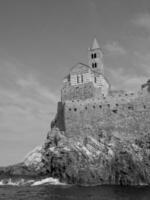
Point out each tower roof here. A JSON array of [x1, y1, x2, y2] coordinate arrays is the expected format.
[[91, 38, 100, 49]]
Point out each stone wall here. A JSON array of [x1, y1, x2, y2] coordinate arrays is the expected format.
[[54, 91, 150, 138], [61, 82, 97, 102], [51, 102, 65, 131]]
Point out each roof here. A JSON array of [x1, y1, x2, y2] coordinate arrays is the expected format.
[[91, 38, 100, 49], [63, 62, 111, 87], [70, 62, 91, 73]]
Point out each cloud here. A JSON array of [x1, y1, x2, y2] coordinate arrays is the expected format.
[[104, 41, 126, 55], [133, 13, 150, 31], [0, 60, 58, 165], [107, 66, 147, 92], [17, 76, 58, 104]]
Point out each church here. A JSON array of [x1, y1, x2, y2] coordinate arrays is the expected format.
[[61, 38, 110, 102]]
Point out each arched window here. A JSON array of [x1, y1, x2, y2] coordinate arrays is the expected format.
[[91, 54, 93, 59], [94, 77, 96, 83], [92, 63, 95, 68], [94, 53, 96, 58], [95, 63, 97, 68]]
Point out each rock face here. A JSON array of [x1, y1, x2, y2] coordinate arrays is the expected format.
[[41, 125, 150, 186], [24, 146, 44, 171]]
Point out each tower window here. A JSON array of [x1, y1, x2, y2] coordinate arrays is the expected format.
[[94, 53, 96, 58], [91, 54, 93, 59], [92, 63, 97, 68], [94, 77, 96, 83]]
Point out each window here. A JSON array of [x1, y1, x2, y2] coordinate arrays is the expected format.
[[92, 63, 97, 68], [128, 105, 134, 110], [77, 75, 79, 83], [94, 77, 96, 83], [81, 75, 84, 83], [91, 54, 93, 59], [112, 109, 117, 113], [94, 53, 96, 58]]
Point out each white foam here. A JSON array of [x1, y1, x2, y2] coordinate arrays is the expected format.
[[0, 177, 66, 186], [31, 177, 66, 186], [0, 178, 34, 186]]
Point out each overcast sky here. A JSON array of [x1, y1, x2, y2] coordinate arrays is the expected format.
[[0, 0, 150, 166]]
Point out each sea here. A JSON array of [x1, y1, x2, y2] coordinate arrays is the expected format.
[[0, 178, 150, 200]]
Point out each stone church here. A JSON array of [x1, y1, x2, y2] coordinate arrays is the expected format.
[[61, 38, 110, 102]]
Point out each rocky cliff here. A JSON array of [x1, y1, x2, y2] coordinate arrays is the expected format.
[[40, 124, 150, 186]]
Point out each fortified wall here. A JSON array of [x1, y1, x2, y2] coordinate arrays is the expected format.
[[52, 89, 150, 138]]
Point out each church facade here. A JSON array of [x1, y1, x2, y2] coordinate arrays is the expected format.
[[61, 38, 110, 102]]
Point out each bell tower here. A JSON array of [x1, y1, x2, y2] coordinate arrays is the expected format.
[[89, 38, 104, 74]]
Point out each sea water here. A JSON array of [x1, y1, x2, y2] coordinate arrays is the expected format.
[[0, 184, 150, 200]]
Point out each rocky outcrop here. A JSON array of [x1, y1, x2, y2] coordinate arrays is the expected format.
[[1, 121, 150, 186], [0, 163, 43, 179], [0, 147, 47, 179], [41, 126, 150, 186], [24, 146, 44, 171]]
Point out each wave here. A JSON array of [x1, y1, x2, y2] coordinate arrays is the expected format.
[[31, 177, 66, 186], [0, 177, 66, 186]]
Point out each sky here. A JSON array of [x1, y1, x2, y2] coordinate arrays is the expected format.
[[0, 0, 150, 166]]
